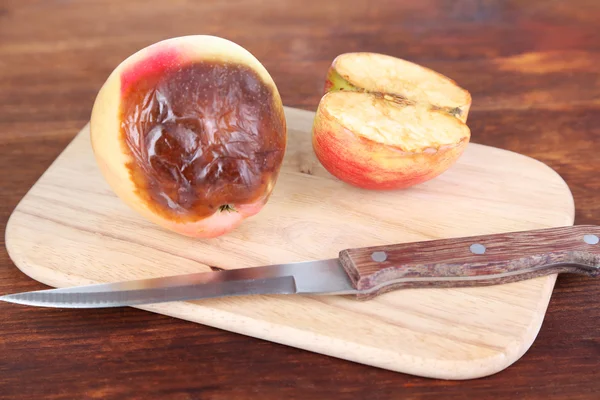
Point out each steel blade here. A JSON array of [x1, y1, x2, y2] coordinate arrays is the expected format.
[[0, 259, 357, 308]]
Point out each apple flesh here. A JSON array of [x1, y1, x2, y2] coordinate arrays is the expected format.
[[90, 36, 287, 238], [313, 53, 471, 190], [325, 52, 471, 123]]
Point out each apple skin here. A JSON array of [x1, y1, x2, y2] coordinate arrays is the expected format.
[[157, 201, 265, 238], [323, 65, 359, 94], [90, 35, 286, 238], [312, 98, 469, 190]]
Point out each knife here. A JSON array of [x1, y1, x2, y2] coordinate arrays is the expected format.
[[2, 225, 599, 308]]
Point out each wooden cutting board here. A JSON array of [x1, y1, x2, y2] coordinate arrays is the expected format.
[[5, 106, 574, 380]]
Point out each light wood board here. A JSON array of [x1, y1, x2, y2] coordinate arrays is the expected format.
[[5, 106, 574, 380]]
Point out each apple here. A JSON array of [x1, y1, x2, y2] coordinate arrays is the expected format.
[[313, 52, 471, 190], [90, 35, 287, 238]]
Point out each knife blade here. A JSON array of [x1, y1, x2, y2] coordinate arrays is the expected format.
[[0, 258, 355, 308], [2, 225, 599, 308]]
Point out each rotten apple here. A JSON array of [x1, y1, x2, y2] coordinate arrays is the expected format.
[[90, 35, 287, 238], [313, 52, 471, 190]]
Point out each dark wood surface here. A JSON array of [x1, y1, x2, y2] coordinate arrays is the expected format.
[[1, 0, 599, 398]]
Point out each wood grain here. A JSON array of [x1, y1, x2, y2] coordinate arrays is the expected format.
[[1, 0, 599, 399], [5, 105, 573, 381], [340, 225, 600, 299]]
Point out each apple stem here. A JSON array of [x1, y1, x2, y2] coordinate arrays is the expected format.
[[218, 204, 237, 212]]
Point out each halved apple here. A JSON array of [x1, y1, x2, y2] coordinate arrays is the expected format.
[[313, 52, 471, 190]]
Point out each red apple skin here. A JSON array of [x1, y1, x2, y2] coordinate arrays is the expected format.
[[311, 103, 469, 190], [158, 201, 265, 238], [90, 36, 286, 238]]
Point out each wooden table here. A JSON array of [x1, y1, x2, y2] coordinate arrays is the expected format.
[[1, 1, 598, 398]]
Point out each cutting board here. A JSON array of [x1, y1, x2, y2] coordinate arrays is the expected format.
[[5, 106, 574, 380]]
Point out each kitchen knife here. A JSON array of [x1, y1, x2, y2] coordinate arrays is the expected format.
[[2, 225, 599, 308]]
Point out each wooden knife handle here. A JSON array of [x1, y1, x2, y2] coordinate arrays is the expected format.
[[339, 225, 600, 300]]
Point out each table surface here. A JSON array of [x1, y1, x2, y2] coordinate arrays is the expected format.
[[1, 1, 599, 399]]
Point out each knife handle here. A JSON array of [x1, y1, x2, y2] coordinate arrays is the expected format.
[[338, 225, 600, 300]]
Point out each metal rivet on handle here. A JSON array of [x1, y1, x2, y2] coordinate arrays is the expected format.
[[470, 243, 486, 255], [371, 251, 388, 262], [584, 234, 599, 245]]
